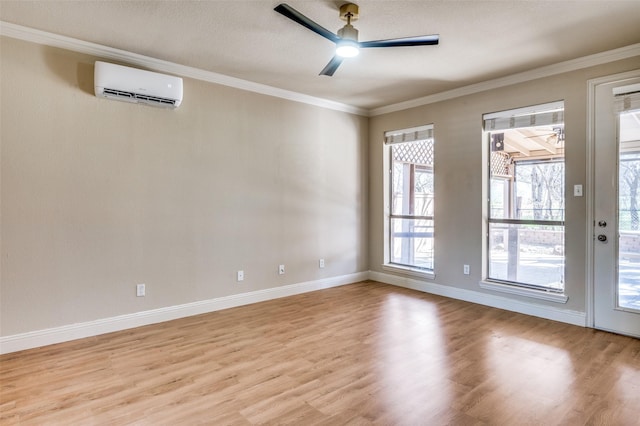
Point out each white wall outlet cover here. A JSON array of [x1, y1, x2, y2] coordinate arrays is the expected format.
[[573, 184, 583, 197], [136, 283, 146, 297]]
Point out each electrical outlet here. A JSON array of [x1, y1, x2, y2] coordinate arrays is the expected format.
[[237, 270, 244, 282], [463, 265, 470, 275], [279, 264, 285, 275], [136, 283, 146, 297], [319, 258, 325, 268]]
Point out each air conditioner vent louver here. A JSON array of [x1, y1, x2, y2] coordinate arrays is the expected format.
[[103, 88, 178, 106]]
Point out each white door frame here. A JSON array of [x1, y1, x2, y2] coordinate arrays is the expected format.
[[586, 69, 640, 329]]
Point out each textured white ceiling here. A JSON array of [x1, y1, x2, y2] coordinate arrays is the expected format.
[[1, 0, 639, 109]]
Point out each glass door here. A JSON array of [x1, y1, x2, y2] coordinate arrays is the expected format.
[[592, 75, 640, 337]]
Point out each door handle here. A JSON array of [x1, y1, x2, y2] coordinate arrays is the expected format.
[[597, 234, 607, 242]]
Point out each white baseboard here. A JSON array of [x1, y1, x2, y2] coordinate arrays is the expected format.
[[1, 270, 587, 355], [369, 271, 587, 327], [0, 272, 368, 354]]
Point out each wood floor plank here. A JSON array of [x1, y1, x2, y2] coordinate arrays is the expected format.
[[1, 281, 639, 425]]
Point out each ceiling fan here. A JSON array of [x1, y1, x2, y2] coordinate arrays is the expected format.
[[274, 3, 439, 77]]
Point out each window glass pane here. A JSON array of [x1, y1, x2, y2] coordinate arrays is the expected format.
[[388, 135, 434, 271], [490, 178, 508, 219], [414, 167, 434, 216], [391, 162, 406, 216], [489, 223, 564, 290], [618, 109, 640, 310], [485, 102, 565, 292], [515, 161, 564, 221], [619, 152, 640, 231], [390, 218, 434, 269], [391, 140, 434, 216]]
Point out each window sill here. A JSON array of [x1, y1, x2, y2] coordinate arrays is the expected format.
[[479, 280, 568, 304], [382, 264, 435, 280]]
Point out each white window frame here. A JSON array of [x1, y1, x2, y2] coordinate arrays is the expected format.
[[383, 124, 436, 279], [481, 102, 568, 303]]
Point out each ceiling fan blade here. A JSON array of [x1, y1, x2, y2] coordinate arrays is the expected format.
[[274, 4, 339, 43], [319, 56, 344, 77], [360, 34, 439, 48]]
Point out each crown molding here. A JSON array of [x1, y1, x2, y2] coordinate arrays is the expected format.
[[369, 43, 640, 116], [0, 21, 369, 117], [2, 21, 638, 118]]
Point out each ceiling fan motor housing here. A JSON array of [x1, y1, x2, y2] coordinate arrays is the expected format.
[[338, 24, 358, 42], [339, 3, 359, 22]]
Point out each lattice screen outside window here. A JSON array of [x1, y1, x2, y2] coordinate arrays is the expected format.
[[392, 139, 434, 166], [491, 151, 512, 178]]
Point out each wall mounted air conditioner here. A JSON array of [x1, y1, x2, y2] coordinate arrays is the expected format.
[[94, 61, 183, 109]]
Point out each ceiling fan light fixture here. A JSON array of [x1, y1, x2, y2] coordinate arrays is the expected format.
[[336, 23, 359, 57], [336, 39, 360, 57], [274, 3, 439, 76]]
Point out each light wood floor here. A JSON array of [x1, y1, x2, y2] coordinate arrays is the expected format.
[[1, 281, 639, 425]]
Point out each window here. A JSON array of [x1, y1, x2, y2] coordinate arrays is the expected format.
[[385, 125, 435, 273], [483, 102, 565, 293], [615, 87, 640, 310]]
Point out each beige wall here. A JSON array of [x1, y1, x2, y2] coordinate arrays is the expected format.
[[1, 33, 638, 339], [369, 57, 640, 313], [0, 37, 369, 335]]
